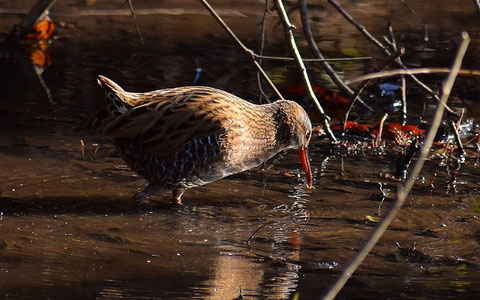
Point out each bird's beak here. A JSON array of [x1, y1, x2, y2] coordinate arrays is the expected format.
[[297, 147, 313, 189]]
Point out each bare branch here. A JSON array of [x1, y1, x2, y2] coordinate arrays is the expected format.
[[375, 113, 388, 147], [321, 32, 470, 300], [256, 0, 271, 103], [274, 0, 336, 142], [256, 54, 372, 62], [327, 0, 391, 54], [246, 220, 279, 246], [451, 119, 466, 159], [327, 0, 461, 118], [298, 0, 372, 112], [398, 0, 422, 18], [5, 0, 57, 42], [342, 47, 405, 133], [127, 0, 144, 44], [198, 0, 285, 100], [400, 75, 407, 125], [387, 21, 407, 125], [474, 0, 480, 15], [346, 67, 480, 83]]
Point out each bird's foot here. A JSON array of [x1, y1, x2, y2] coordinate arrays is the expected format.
[[172, 188, 187, 205]]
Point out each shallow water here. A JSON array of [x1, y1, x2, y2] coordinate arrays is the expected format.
[[0, 0, 479, 299]]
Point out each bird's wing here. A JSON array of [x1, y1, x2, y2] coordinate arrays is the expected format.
[[101, 87, 232, 160]]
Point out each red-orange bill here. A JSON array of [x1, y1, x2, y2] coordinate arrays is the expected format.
[[297, 147, 313, 189]]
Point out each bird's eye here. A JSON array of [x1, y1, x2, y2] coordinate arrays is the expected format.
[[305, 130, 311, 141]]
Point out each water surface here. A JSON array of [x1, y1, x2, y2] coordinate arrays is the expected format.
[[0, 0, 479, 299]]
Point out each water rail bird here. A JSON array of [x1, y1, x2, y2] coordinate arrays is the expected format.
[[96, 75, 313, 204]]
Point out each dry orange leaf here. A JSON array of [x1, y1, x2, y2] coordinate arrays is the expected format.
[[283, 84, 348, 105], [30, 46, 51, 68], [25, 18, 55, 42], [23, 18, 55, 68], [331, 121, 371, 135], [372, 123, 425, 141], [284, 84, 349, 121]]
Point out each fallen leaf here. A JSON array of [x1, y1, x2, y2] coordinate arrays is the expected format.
[[364, 215, 379, 223], [25, 18, 55, 42]]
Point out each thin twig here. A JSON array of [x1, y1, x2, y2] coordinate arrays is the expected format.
[[256, 54, 372, 62], [321, 32, 470, 300], [327, 0, 391, 55], [382, 35, 395, 50], [33, 65, 54, 104], [455, 108, 464, 131], [93, 145, 100, 159], [127, 0, 144, 44], [398, 0, 422, 18], [451, 120, 466, 158], [400, 75, 407, 125], [246, 221, 279, 245], [255, 3, 370, 103], [346, 67, 480, 83], [327, 0, 460, 118], [465, 135, 479, 146], [80, 139, 85, 160], [375, 113, 388, 147], [256, 0, 271, 103], [342, 47, 404, 133], [387, 21, 397, 51], [298, 0, 372, 112], [198, 0, 285, 100], [387, 21, 407, 125], [274, 0, 336, 142], [474, 0, 480, 15], [384, 22, 408, 124], [395, 138, 420, 180], [5, 0, 57, 43]]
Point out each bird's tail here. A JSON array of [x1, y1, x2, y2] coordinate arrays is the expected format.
[[97, 75, 130, 115]]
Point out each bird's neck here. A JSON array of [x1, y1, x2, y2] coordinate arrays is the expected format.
[[262, 101, 294, 150]]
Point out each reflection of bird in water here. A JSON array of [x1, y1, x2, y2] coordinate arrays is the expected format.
[[96, 75, 313, 204]]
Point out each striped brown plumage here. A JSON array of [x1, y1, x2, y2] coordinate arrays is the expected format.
[[97, 75, 313, 204]]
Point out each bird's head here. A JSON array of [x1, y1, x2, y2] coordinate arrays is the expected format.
[[274, 100, 313, 189]]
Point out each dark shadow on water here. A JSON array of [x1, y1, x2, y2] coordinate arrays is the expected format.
[[0, 195, 169, 215]]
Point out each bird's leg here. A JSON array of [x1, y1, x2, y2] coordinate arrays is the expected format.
[[132, 183, 163, 203], [172, 188, 187, 205]]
